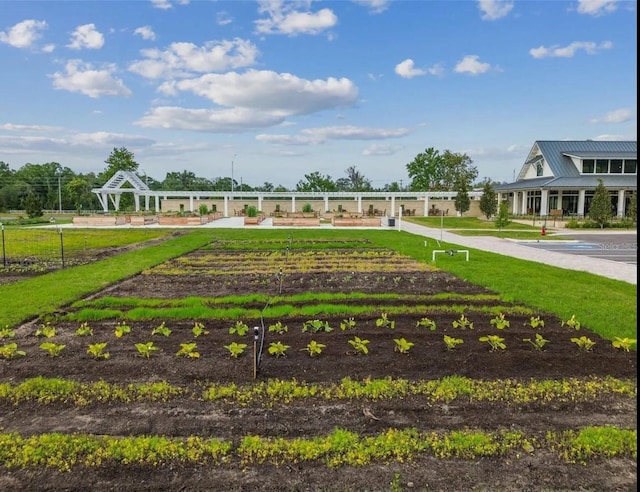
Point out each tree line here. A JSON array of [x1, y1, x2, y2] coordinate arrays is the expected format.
[[1, 146, 502, 215]]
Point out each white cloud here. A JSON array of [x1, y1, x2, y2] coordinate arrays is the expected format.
[[529, 40, 613, 58], [216, 11, 233, 26], [134, 26, 156, 41], [166, 70, 359, 116], [454, 55, 491, 75], [577, 0, 619, 16], [0, 123, 63, 132], [257, 125, 410, 146], [589, 108, 634, 124], [477, 0, 514, 20], [255, 0, 337, 36], [67, 24, 105, 50], [129, 38, 259, 79], [350, 0, 391, 14], [50, 60, 132, 98], [362, 143, 403, 156], [394, 59, 426, 79], [0, 19, 47, 49]]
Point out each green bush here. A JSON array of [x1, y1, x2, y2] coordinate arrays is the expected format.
[[246, 206, 258, 217], [302, 203, 313, 213]]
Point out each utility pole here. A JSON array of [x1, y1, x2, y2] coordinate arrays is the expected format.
[[58, 174, 62, 214]]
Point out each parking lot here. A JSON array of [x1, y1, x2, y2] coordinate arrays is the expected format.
[[520, 232, 637, 265]]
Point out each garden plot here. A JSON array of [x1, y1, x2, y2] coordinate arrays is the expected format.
[[0, 238, 636, 491]]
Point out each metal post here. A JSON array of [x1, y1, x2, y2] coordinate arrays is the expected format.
[[1, 224, 5, 268], [440, 209, 444, 242], [253, 326, 259, 379], [59, 227, 65, 269]]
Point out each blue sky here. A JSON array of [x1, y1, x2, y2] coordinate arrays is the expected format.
[[0, 0, 636, 189]]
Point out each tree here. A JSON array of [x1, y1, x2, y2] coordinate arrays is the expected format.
[[99, 147, 139, 184], [23, 192, 43, 218], [495, 201, 510, 230], [336, 166, 372, 191], [296, 172, 337, 192], [628, 191, 637, 224], [407, 148, 478, 191], [65, 177, 92, 213], [588, 178, 612, 228], [453, 179, 470, 216], [479, 181, 497, 219]]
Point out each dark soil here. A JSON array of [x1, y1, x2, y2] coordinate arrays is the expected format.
[[0, 249, 636, 492]]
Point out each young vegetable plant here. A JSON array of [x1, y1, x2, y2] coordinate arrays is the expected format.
[[191, 322, 209, 337], [229, 321, 249, 336], [40, 342, 65, 357], [489, 313, 510, 330], [224, 342, 247, 358], [0, 326, 16, 338], [452, 314, 473, 330], [135, 342, 160, 358], [268, 341, 291, 358], [340, 318, 357, 331], [611, 337, 636, 352], [571, 336, 595, 352], [375, 313, 395, 329], [268, 321, 288, 334], [525, 316, 545, 329], [348, 336, 370, 355], [152, 321, 172, 337], [562, 315, 581, 331], [76, 322, 93, 336], [35, 322, 56, 338], [523, 333, 550, 351], [416, 317, 436, 330], [302, 319, 332, 333], [393, 338, 414, 354], [114, 322, 131, 338], [0, 343, 26, 359], [443, 335, 464, 351], [176, 342, 200, 358], [301, 340, 326, 357], [479, 335, 506, 352], [87, 342, 110, 360]]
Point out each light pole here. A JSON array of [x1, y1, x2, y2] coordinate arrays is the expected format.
[[58, 174, 62, 214], [231, 154, 236, 195]]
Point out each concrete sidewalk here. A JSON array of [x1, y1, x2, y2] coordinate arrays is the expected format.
[[398, 221, 637, 285]]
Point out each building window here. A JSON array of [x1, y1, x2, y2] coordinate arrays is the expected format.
[[536, 162, 543, 176], [548, 190, 559, 210], [582, 159, 594, 173], [624, 159, 637, 173], [561, 191, 579, 215], [610, 159, 623, 173], [595, 159, 608, 173]]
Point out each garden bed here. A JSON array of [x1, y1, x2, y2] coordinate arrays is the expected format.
[[0, 243, 636, 491], [72, 215, 127, 226]]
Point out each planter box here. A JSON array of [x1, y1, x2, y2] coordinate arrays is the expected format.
[[331, 217, 382, 227], [72, 215, 127, 226], [244, 215, 265, 226], [128, 215, 159, 226], [272, 217, 321, 227], [158, 216, 208, 226], [207, 212, 223, 222], [286, 212, 318, 218]]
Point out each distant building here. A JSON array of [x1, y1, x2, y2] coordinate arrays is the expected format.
[[495, 140, 637, 218]]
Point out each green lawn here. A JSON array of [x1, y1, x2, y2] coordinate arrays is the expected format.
[[0, 228, 635, 344]]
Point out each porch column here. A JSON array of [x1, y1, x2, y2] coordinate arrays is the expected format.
[[424, 196, 429, 217], [189, 196, 194, 212], [291, 197, 296, 212], [390, 196, 396, 216], [617, 190, 625, 217], [577, 190, 586, 217], [223, 196, 229, 217], [324, 196, 329, 212], [520, 192, 527, 215], [356, 196, 362, 213], [540, 189, 549, 216], [258, 196, 263, 211]]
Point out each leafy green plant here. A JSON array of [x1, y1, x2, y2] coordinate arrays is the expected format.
[[87, 342, 110, 359], [489, 313, 510, 330], [114, 322, 131, 338], [75, 322, 93, 336], [268, 321, 288, 334], [0, 326, 16, 338], [268, 341, 290, 358], [152, 321, 172, 337], [348, 336, 370, 355], [443, 335, 464, 351], [393, 338, 414, 354], [39, 342, 65, 357], [452, 314, 473, 330], [135, 341, 160, 358], [340, 318, 356, 331], [192, 322, 209, 337], [526, 316, 545, 329], [416, 317, 436, 330], [479, 335, 506, 352], [611, 337, 636, 352], [571, 336, 595, 351], [35, 322, 56, 338], [562, 315, 581, 331], [176, 342, 200, 358], [229, 321, 249, 336], [302, 319, 332, 333], [301, 340, 326, 357], [375, 312, 395, 329], [0, 342, 26, 359], [224, 342, 247, 358], [523, 333, 550, 351]]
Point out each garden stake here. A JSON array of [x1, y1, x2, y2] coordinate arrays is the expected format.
[[253, 326, 259, 379]]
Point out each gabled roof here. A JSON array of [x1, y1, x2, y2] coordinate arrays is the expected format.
[[98, 171, 150, 191]]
